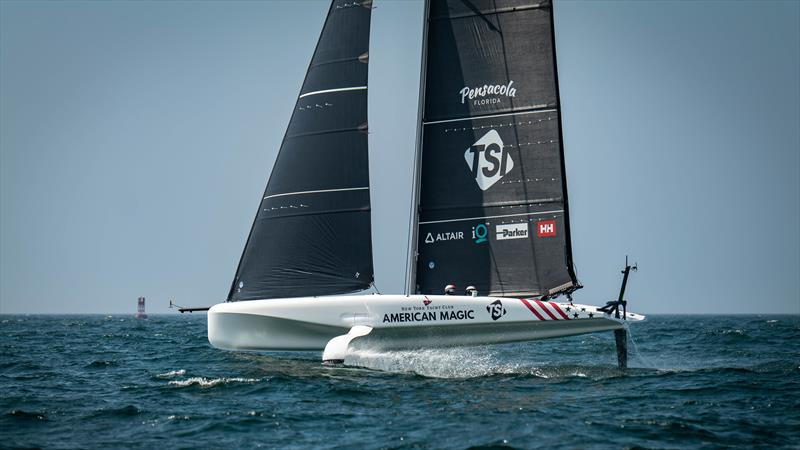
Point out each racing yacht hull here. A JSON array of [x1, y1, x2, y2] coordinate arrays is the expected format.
[[208, 294, 644, 354]]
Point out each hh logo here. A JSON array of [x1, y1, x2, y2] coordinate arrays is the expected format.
[[537, 220, 557, 237], [464, 129, 514, 190], [487, 300, 507, 321]]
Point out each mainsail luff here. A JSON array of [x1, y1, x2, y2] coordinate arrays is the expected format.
[[228, 0, 374, 302], [411, 0, 578, 298]]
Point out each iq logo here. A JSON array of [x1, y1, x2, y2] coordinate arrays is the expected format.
[[472, 223, 489, 244], [537, 219, 557, 237], [464, 129, 514, 190]]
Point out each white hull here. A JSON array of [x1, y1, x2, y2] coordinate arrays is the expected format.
[[208, 294, 644, 356]]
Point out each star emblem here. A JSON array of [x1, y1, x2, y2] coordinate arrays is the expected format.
[[573, 312, 579, 319], [581, 308, 586, 312], [565, 307, 571, 312], [588, 312, 594, 318]]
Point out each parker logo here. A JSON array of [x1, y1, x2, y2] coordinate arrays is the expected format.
[[537, 220, 557, 237], [464, 129, 514, 190], [423, 297, 432, 306], [486, 300, 507, 321], [424, 231, 464, 244], [496, 223, 528, 240], [459, 80, 517, 106]]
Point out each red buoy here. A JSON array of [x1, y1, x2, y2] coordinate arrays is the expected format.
[[135, 296, 147, 319]]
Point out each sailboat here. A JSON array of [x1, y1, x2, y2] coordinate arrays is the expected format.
[[204, 0, 644, 367]]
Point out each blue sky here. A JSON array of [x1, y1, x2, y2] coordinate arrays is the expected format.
[[1, 0, 798, 314]]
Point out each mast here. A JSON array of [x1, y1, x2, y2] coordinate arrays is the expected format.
[[404, 0, 431, 296], [549, 1, 578, 285]]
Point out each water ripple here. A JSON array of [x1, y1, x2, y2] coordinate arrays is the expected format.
[[0, 314, 797, 449]]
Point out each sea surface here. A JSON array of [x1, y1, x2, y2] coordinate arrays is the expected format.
[[1, 314, 798, 449]]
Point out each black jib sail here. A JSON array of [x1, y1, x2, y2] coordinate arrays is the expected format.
[[228, 0, 374, 301], [410, 0, 578, 298]]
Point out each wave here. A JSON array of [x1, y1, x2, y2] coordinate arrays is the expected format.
[[156, 369, 186, 378], [5, 409, 47, 421], [85, 405, 142, 418], [720, 328, 746, 335], [85, 360, 116, 368], [700, 327, 752, 339], [168, 377, 261, 388], [343, 347, 634, 380], [627, 360, 799, 379], [344, 347, 512, 378], [167, 414, 191, 421]]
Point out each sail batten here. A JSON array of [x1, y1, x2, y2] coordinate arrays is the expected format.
[[410, 0, 578, 298], [298, 86, 367, 99], [423, 107, 557, 125], [228, 0, 373, 302], [264, 186, 370, 200], [419, 209, 565, 226], [430, 2, 549, 21]]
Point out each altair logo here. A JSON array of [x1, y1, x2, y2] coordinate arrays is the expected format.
[[459, 80, 516, 105], [424, 231, 464, 244], [465, 129, 514, 190]]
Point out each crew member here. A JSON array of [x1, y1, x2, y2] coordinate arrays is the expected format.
[[465, 286, 478, 297], [444, 284, 456, 295]]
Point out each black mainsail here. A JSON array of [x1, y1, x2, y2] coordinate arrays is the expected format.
[[409, 0, 578, 298], [228, 0, 374, 301]]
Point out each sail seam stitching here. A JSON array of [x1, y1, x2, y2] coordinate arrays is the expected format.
[[423, 108, 557, 125], [418, 210, 563, 225]]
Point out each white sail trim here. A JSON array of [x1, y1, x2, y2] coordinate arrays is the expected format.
[[264, 187, 369, 200], [418, 210, 563, 225], [298, 86, 367, 99], [422, 108, 556, 125]]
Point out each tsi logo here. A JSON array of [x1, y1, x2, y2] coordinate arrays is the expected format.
[[464, 129, 514, 191], [537, 219, 557, 237], [496, 223, 528, 240], [486, 300, 507, 321]]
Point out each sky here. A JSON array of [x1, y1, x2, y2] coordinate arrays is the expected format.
[[1, 0, 798, 315]]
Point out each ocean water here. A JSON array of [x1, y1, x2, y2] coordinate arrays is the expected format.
[[1, 315, 798, 449]]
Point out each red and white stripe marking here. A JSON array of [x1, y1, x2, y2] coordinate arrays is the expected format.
[[519, 299, 572, 320]]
